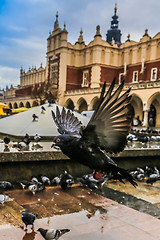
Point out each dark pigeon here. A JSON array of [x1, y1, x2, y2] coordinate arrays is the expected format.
[[4, 136, 10, 145], [51, 79, 137, 187], [41, 106, 46, 113], [22, 211, 38, 231], [59, 170, 74, 190], [38, 227, 70, 240], [18, 180, 33, 189], [32, 114, 38, 121], [146, 176, 160, 184]]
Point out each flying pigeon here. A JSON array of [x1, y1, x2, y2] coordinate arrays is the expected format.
[[51, 79, 137, 187]]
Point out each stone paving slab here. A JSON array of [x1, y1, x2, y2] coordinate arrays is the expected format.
[[0, 186, 160, 240]]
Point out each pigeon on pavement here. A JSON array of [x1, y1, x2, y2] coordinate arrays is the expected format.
[[18, 180, 33, 189], [41, 176, 50, 185], [32, 114, 38, 121], [41, 106, 46, 113], [0, 181, 13, 191], [22, 211, 38, 231], [0, 194, 9, 204], [38, 227, 70, 240], [28, 182, 45, 195], [59, 170, 74, 190], [3, 136, 10, 145]]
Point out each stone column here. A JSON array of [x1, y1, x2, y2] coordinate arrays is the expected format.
[[143, 110, 149, 127], [142, 101, 149, 127]]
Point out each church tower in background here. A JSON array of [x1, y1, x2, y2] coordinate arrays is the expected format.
[[106, 3, 122, 46]]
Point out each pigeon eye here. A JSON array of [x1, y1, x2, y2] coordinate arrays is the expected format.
[[56, 138, 61, 142]]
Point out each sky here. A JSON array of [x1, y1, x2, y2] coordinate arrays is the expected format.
[[0, 0, 160, 89]]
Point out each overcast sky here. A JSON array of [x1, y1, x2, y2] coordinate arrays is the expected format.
[[0, 0, 160, 89]]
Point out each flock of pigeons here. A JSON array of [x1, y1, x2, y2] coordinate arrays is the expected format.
[[3, 133, 42, 152], [127, 127, 160, 147], [0, 169, 109, 239], [129, 165, 160, 184]]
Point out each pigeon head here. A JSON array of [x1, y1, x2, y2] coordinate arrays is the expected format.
[[37, 228, 47, 238], [52, 135, 74, 149]]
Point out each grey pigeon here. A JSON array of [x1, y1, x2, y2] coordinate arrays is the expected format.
[[0, 181, 13, 190], [22, 211, 38, 231], [41, 176, 50, 185], [31, 177, 39, 183], [38, 227, 70, 240], [28, 182, 45, 195], [0, 194, 9, 204], [34, 134, 41, 142], [51, 176, 61, 186]]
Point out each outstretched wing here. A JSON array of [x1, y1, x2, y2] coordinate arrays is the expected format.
[[81, 79, 132, 153], [51, 106, 83, 138]]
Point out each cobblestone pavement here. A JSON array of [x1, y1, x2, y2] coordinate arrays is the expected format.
[[0, 185, 160, 240]]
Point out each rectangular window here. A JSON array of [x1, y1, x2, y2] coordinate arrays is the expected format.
[[51, 63, 58, 84], [82, 70, 89, 87], [119, 73, 124, 84], [132, 71, 138, 83], [151, 68, 157, 81]]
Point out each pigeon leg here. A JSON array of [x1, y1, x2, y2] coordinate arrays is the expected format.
[[24, 226, 28, 231], [31, 224, 34, 230]]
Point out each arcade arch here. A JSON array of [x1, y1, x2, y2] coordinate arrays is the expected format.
[[148, 92, 160, 127], [130, 94, 143, 122], [90, 96, 99, 110], [64, 98, 75, 111], [19, 102, 24, 108], [32, 101, 39, 107], [9, 103, 12, 109], [25, 101, 31, 108], [13, 102, 18, 109], [77, 97, 88, 113]]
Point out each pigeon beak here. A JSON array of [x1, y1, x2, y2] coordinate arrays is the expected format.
[[51, 143, 55, 148], [51, 143, 60, 150]]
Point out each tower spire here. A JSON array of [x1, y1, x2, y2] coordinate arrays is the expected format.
[[106, 3, 122, 46], [54, 11, 59, 31], [114, 1, 117, 14], [76, 28, 85, 44]]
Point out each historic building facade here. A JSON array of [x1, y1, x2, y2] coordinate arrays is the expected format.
[[2, 6, 160, 127]]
